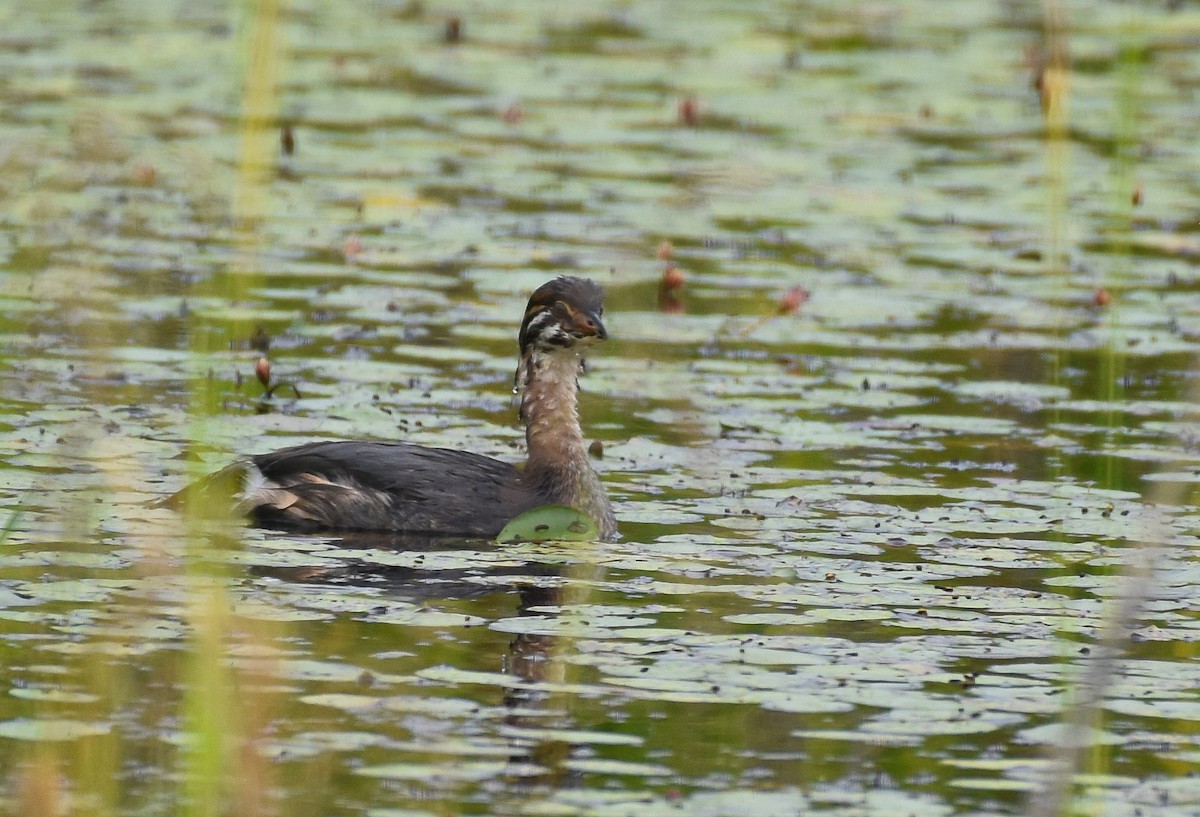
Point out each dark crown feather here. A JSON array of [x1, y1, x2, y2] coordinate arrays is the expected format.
[[518, 276, 605, 353], [513, 276, 607, 401]]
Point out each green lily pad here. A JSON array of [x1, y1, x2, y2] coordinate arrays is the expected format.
[[0, 718, 111, 741], [10, 688, 99, 704], [355, 761, 513, 782], [561, 758, 672, 776], [496, 505, 598, 544]]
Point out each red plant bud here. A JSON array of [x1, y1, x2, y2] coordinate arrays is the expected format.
[[661, 264, 686, 291], [777, 285, 810, 314], [678, 97, 699, 127], [255, 357, 271, 387], [133, 164, 157, 185], [502, 103, 524, 124]]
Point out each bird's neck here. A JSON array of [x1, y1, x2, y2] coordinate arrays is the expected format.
[[517, 347, 616, 539], [520, 349, 588, 475]]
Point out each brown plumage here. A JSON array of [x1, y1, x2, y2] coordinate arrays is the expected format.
[[170, 277, 616, 540]]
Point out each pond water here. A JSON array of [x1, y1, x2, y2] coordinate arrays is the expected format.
[[0, 0, 1198, 815]]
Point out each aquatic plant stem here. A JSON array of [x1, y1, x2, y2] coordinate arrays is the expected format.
[[1028, 9, 1170, 814], [232, 0, 283, 243], [1097, 9, 1144, 489], [0, 503, 21, 544], [182, 1, 286, 815], [183, 585, 234, 817], [1027, 545, 1162, 817], [1042, 0, 1069, 400], [1028, 3, 1081, 812]]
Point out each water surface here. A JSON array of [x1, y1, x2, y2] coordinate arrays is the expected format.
[[0, 1, 1198, 815]]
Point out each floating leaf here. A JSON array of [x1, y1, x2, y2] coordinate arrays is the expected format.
[[0, 718, 110, 741], [496, 505, 597, 544], [355, 761, 512, 782]]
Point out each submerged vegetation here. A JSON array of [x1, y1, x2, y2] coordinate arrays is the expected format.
[[0, 1, 1197, 816]]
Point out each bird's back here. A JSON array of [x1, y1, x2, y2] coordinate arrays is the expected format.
[[208, 441, 544, 536]]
